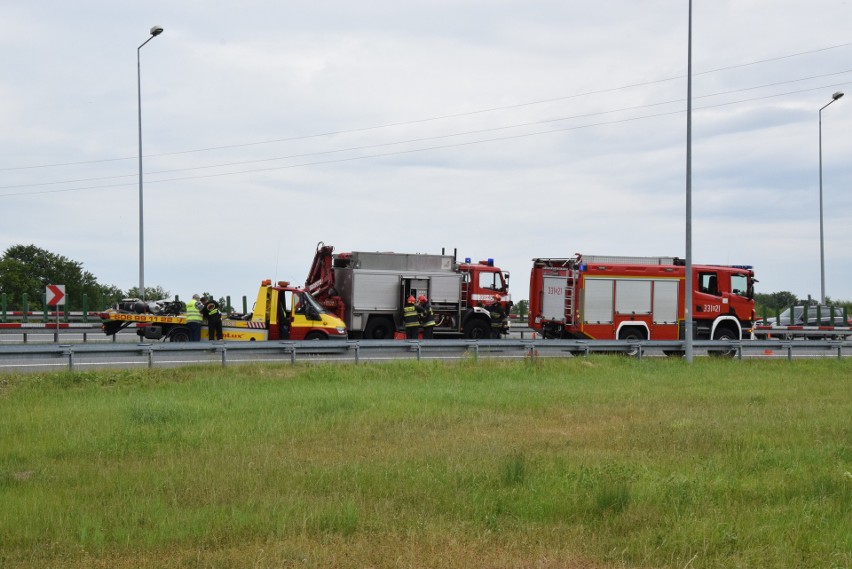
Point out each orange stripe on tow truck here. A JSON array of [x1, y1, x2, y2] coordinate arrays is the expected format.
[[104, 313, 186, 324]]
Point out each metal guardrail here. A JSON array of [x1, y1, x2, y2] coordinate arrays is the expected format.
[[0, 326, 131, 344], [751, 327, 852, 340], [1, 338, 850, 372], [0, 325, 539, 343]]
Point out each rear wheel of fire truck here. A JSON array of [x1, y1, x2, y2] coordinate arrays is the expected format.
[[710, 326, 738, 357], [169, 327, 191, 342], [364, 317, 395, 340], [618, 327, 645, 356], [464, 318, 490, 340]]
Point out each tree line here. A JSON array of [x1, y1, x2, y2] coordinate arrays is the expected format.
[[0, 244, 169, 312], [753, 291, 852, 315]]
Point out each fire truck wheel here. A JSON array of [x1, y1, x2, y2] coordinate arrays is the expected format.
[[463, 319, 490, 339], [169, 328, 191, 342], [304, 332, 326, 341], [710, 326, 737, 357], [364, 317, 395, 340], [618, 327, 645, 357]]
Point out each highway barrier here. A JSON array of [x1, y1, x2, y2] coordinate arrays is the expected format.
[[1, 338, 850, 373]]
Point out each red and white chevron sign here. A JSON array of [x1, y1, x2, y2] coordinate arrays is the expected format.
[[46, 284, 66, 306]]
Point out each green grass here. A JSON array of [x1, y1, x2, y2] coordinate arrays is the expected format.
[[0, 357, 850, 568]]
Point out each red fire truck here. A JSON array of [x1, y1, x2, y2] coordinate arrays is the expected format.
[[528, 254, 755, 342]]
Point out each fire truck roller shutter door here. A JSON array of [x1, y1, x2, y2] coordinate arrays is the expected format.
[[352, 272, 399, 311], [653, 280, 679, 324], [542, 275, 567, 322], [583, 279, 614, 324], [431, 275, 461, 304], [615, 280, 651, 315]]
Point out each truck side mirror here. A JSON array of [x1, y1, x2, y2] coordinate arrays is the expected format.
[[307, 306, 321, 321]]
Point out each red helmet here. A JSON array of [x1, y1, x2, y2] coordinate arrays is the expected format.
[[418, 295, 427, 303], [493, 294, 502, 302], [407, 296, 415, 303]]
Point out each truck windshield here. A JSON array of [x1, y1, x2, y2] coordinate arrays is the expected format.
[[731, 273, 750, 298], [479, 270, 508, 292], [300, 291, 327, 315]]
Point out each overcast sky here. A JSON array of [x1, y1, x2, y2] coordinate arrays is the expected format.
[[2, 1, 851, 307]]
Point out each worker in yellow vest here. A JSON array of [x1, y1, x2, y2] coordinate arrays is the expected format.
[[417, 295, 436, 339], [402, 295, 420, 339], [185, 294, 204, 342]]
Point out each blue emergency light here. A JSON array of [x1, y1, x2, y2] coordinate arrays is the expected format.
[[465, 257, 471, 263]]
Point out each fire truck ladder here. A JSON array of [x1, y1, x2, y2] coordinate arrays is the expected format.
[[564, 269, 576, 323]]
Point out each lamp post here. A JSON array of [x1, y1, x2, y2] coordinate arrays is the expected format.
[[818, 91, 843, 304], [684, 0, 694, 362], [137, 25, 164, 301]]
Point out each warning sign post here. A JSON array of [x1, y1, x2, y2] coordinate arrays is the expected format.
[[46, 285, 66, 341]]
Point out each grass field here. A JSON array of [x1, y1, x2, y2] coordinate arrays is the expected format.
[[1, 357, 850, 568]]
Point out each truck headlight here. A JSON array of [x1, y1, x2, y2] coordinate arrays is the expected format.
[[337, 327, 346, 334]]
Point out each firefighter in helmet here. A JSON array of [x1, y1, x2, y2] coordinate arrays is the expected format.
[[402, 295, 420, 339], [488, 293, 508, 338], [200, 294, 224, 341], [417, 294, 436, 339]]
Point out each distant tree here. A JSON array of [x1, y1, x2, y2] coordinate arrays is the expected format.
[[125, 285, 172, 301], [200, 292, 232, 313], [0, 244, 116, 311], [754, 291, 799, 315], [769, 291, 799, 309], [94, 285, 126, 310], [510, 299, 529, 319], [824, 296, 852, 312], [754, 291, 852, 320]]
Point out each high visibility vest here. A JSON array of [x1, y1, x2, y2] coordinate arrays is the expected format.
[[421, 303, 436, 327], [403, 304, 420, 327], [185, 300, 203, 322], [489, 304, 505, 329]]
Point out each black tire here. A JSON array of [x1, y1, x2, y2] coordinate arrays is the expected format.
[[618, 327, 645, 356], [711, 326, 738, 357], [364, 317, 395, 340], [169, 327, 191, 342], [304, 331, 326, 341], [542, 324, 563, 339], [464, 318, 490, 339]]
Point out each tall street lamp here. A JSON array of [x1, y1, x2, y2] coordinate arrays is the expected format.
[[818, 91, 843, 304], [684, 0, 694, 362], [137, 25, 164, 301]]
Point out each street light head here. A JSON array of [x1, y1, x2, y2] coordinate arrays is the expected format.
[[832, 91, 844, 101], [150, 26, 164, 37]]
